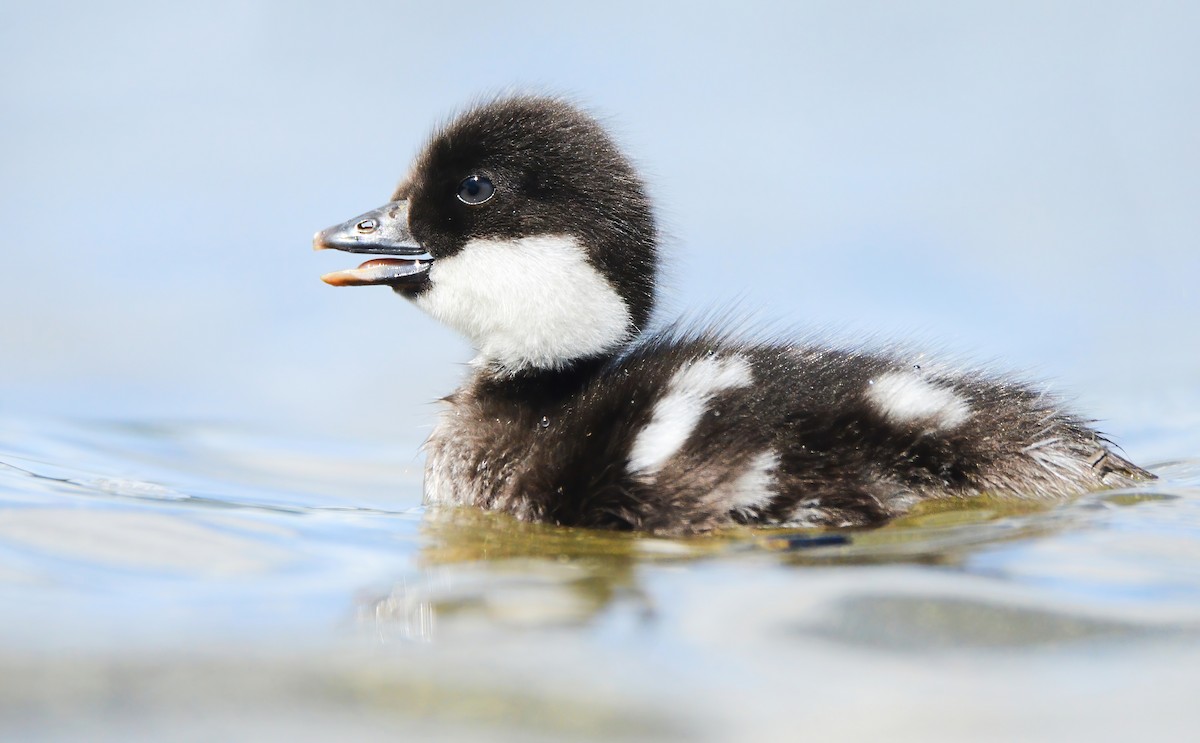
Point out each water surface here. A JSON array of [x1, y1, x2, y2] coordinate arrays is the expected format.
[[2, 414, 1199, 740]]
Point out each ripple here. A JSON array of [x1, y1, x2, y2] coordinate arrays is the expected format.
[[2, 413, 1199, 740]]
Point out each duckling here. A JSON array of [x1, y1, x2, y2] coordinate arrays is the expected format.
[[314, 95, 1150, 535]]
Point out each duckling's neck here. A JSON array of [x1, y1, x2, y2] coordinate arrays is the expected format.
[[474, 354, 611, 404]]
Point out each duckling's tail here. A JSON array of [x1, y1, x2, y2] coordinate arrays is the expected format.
[[1092, 447, 1156, 486]]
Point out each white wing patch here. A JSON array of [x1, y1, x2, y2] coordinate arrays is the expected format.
[[867, 371, 970, 430], [628, 355, 753, 476], [414, 235, 632, 372]]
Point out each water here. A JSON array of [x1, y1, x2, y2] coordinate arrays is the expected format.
[[4, 1, 1198, 737], [2, 414, 1199, 741]]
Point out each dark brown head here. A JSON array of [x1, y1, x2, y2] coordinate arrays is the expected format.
[[315, 96, 658, 372]]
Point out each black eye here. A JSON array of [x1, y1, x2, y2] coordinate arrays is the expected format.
[[456, 175, 495, 205]]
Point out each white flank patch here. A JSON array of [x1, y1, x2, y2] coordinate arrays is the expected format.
[[414, 235, 632, 371], [627, 355, 753, 476], [723, 450, 779, 514], [783, 499, 853, 528], [782, 504, 833, 528], [867, 371, 970, 430]]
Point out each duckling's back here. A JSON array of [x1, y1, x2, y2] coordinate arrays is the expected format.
[[423, 333, 1150, 534]]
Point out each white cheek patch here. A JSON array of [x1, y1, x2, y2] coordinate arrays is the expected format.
[[414, 235, 632, 371], [867, 371, 970, 430], [628, 355, 753, 476]]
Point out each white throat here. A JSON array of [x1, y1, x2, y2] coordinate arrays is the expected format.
[[414, 234, 633, 372]]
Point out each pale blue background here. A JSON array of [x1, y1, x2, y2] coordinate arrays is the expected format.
[[2, 1, 1197, 459]]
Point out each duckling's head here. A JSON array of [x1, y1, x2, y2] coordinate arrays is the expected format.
[[315, 96, 657, 373]]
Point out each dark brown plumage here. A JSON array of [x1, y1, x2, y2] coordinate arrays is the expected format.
[[316, 96, 1152, 535]]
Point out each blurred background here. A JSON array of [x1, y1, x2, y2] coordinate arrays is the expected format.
[[2, 0, 1196, 459]]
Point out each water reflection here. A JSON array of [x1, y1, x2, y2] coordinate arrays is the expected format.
[[358, 492, 1084, 641], [809, 594, 1192, 650], [359, 471, 1200, 651], [4, 416, 1200, 740], [360, 509, 654, 640]]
